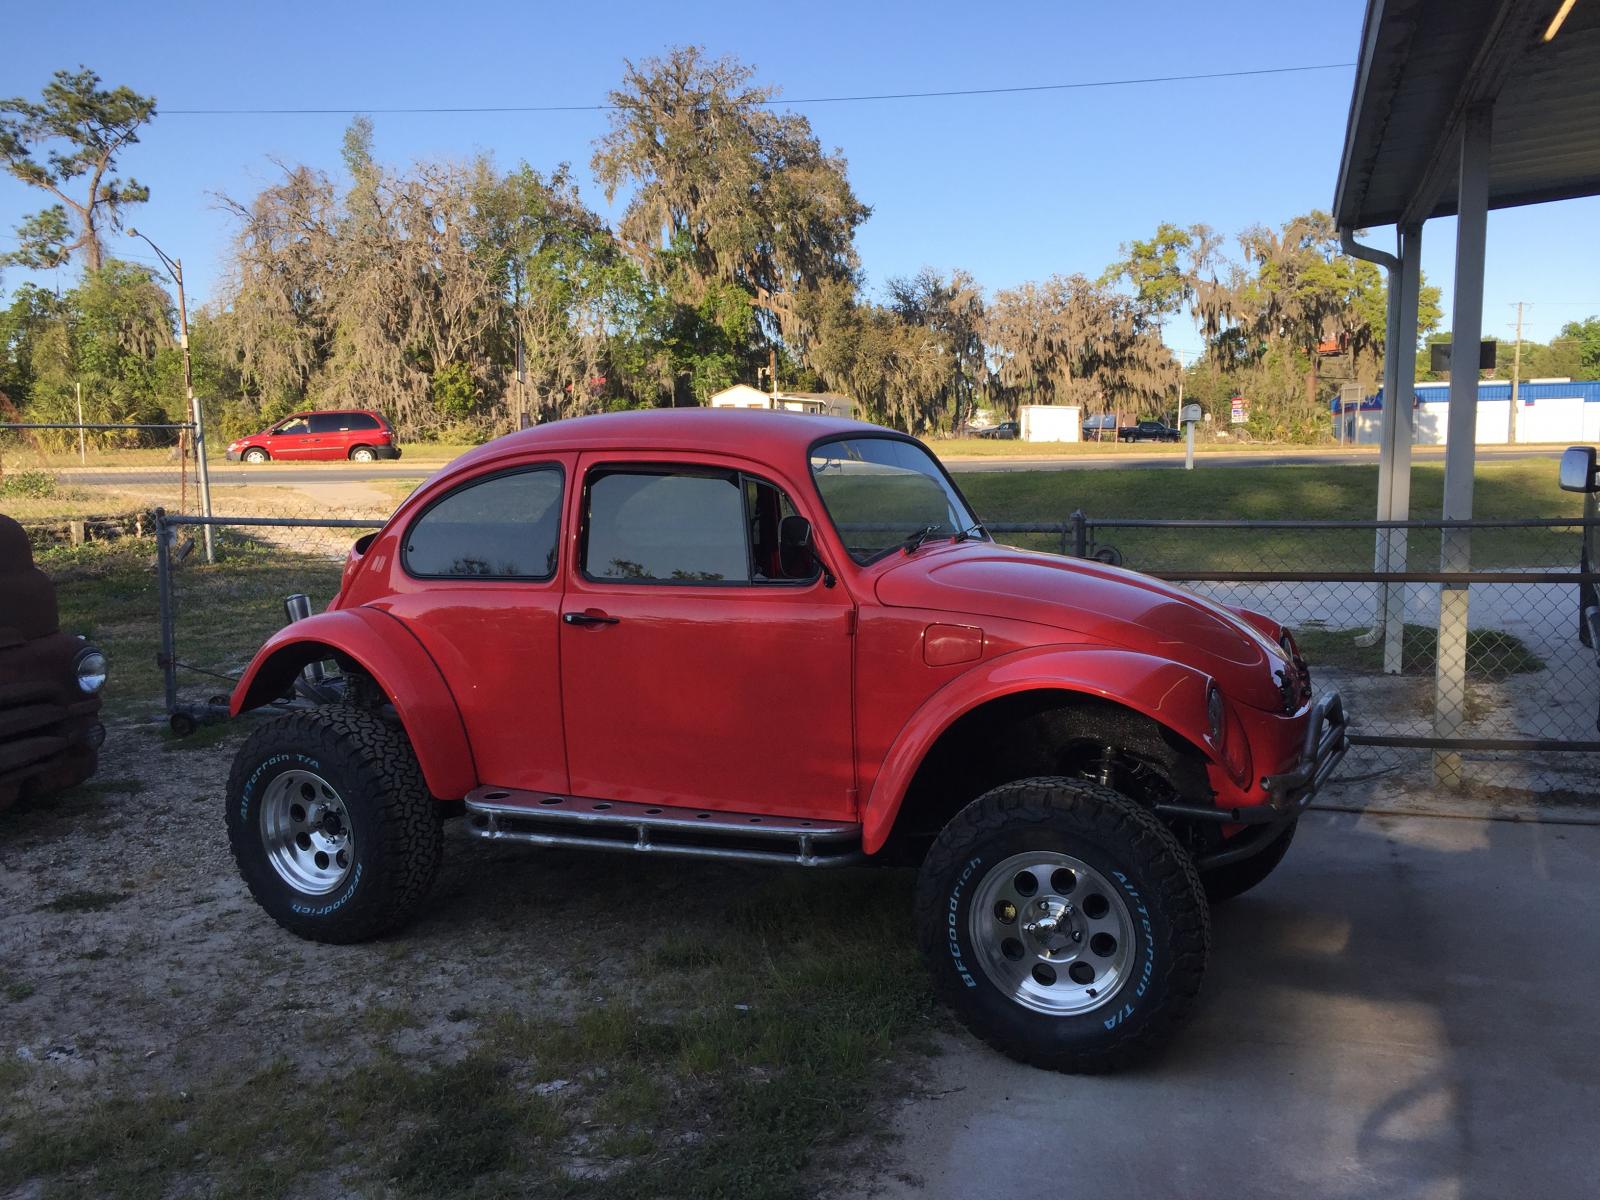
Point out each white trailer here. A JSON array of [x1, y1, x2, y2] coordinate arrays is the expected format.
[[1018, 405, 1082, 443]]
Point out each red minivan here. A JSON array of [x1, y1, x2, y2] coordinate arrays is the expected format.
[[226, 410, 401, 464]]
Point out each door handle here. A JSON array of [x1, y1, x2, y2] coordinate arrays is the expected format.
[[563, 611, 620, 626]]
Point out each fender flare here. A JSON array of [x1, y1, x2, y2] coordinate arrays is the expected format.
[[861, 645, 1218, 854], [229, 607, 477, 800]]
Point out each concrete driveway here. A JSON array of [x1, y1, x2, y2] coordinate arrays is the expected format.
[[841, 807, 1600, 1200]]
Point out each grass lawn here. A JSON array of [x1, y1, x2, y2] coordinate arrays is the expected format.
[[958, 460, 1585, 571], [1294, 622, 1547, 680], [44, 536, 346, 721]]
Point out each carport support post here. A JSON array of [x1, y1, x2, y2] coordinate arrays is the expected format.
[[1433, 106, 1492, 787], [1382, 224, 1423, 674]]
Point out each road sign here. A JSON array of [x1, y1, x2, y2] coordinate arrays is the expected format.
[[1230, 397, 1247, 424]]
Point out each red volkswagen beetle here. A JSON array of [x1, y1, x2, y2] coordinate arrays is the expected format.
[[224, 410, 1345, 1072], [225, 409, 401, 463]]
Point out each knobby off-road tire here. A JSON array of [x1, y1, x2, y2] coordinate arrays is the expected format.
[[225, 704, 442, 943], [1199, 818, 1297, 904], [915, 777, 1210, 1073]]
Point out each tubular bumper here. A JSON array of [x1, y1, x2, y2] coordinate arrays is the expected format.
[[1259, 690, 1348, 816], [1155, 690, 1349, 828]]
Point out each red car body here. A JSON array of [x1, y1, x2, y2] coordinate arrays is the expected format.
[[225, 409, 401, 463], [230, 410, 1341, 856]]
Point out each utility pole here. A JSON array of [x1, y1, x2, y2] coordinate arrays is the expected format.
[[1509, 301, 1525, 445], [74, 382, 86, 465], [129, 229, 214, 563]]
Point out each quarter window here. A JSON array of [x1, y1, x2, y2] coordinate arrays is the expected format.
[[404, 467, 564, 579]]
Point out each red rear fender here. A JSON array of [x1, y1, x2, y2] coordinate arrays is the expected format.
[[230, 607, 477, 800]]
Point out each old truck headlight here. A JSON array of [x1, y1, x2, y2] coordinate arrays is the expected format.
[[75, 646, 108, 693]]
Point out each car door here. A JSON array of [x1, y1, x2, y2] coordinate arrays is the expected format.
[[380, 458, 572, 795], [303, 412, 343, 459], [558, 454, 857, 821], [267, 416, 314, 460]]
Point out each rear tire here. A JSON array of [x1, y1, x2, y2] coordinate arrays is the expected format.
[[349, 446, 376, 462], [225, 705, 442, 943], [916, 777, 1210, 1073], [1200, 819, 1297, 903]]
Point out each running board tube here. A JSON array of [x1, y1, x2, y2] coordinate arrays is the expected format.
[[463, 788, 864, 867]]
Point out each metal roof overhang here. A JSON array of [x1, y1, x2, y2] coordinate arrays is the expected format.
[[1333, 0, 1600, 229]]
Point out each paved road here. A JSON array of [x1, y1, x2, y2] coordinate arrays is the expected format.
[[837, 808, 1600, 1200], [56, 444, 1562, 486]]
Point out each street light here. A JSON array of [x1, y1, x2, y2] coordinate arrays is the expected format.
[[127, 228, 214, 563]]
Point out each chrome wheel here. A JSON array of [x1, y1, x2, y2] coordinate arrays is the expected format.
[[968, 850, 1135, 1016], [260, 769, 354, 894]]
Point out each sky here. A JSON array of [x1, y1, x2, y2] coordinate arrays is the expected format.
[[3, 0, 1598, 352]]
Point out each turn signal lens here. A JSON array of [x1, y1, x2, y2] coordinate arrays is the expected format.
[[1206, 686, 1226, 744]]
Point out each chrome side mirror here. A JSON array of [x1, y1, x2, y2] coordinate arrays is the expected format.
[[1559, 446, 1598, 493]]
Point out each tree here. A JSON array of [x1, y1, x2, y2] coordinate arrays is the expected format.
[[1557, 316, 1600, 379], [0, 68, 156, 271], [593, 46, 869, 365], [887, 268, 988, 431], [984, 275, 1175, 418]]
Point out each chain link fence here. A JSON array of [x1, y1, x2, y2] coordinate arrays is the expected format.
[[119, 504, 1600, 801], [1, 421, 205, 545]]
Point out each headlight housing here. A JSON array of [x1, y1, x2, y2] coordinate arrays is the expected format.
[[75, 646, 108, 694]]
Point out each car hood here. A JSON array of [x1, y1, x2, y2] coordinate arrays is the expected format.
[[874, 544, 1287, 710]]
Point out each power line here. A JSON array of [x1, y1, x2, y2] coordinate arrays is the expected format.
[[160, 62, 1356, 116]]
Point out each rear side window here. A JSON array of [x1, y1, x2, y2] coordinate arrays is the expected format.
[[346, 412, 381, 430], [403, 466, 564, 579]]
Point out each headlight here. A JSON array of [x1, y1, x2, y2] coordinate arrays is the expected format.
[[75, 647, 107, 694]]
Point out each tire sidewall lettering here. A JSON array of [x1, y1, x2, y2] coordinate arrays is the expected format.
[[945, 855, 983, 988], [238, 750, 361, 919]]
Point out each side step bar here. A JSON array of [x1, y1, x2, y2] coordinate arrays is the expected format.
[[463, 788, 864, 867]]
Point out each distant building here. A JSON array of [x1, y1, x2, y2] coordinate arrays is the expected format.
[[1338, 379, 1600, 445], [708, 384, 856, 419]]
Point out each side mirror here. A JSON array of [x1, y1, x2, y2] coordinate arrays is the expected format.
[[778, 515, 826, 582], [779, 514, 813, 549], [1560, 446, 1598, 493]]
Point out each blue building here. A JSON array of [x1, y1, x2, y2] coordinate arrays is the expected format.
[[1335, 379, 1600, 444]]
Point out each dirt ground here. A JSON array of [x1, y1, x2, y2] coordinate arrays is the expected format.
[[0, 719, 928, 1199]]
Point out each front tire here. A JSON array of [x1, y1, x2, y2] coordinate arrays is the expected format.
[[916, 777, 1210, 1073], [225, 705, 442, 943], [242, 448, 269, 464]]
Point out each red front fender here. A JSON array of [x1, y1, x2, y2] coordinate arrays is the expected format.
[[230, 607, 477, 801], [861, 646, 1218, 854]]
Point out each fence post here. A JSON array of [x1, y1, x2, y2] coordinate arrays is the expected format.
[[1070, 509, 1088, 558], [155, 508, 177, 716]]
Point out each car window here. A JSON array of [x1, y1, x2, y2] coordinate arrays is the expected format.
[[346, 413, 381, 430], [275, 418, 310, 436], [307, 413, 343, 434], [745, 476, 819, 583], [403, 466, 564, 579], [584, 469, 753, 584], [810, 436, 978, 564]]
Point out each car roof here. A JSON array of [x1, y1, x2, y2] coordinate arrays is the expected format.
[[444, 409, 894, 474]]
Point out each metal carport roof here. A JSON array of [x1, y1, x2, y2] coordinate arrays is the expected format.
[[1333, 0, 1600, 228]]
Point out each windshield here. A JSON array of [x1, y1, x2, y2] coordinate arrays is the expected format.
[[809, 436, 982, 564]]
